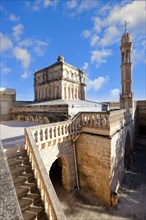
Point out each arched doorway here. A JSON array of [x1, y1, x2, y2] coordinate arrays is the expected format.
[[50, 158, 62, 190], [49, 157, 71, 193], [124, 132, 132, 169]]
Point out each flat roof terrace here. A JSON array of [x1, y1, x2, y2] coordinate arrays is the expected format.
[[0, 120, 41, 148]]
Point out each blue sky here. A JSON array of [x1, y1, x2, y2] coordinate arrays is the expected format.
[[1, 0, 146, 101]]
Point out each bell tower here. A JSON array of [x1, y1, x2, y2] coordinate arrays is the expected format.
[[120, 21, 133, 109]]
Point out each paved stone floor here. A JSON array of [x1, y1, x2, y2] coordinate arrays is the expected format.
[[53, 145, 146, 220]]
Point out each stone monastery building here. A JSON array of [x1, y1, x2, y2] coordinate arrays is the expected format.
[[0, 29, 146, 220]]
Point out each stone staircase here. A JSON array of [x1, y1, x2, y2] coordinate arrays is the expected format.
[[5, 145, 48, 220]]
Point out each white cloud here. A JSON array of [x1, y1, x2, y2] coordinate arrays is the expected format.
[[26, 0, 58, 11], [2, 66, 11, 74], [12, 24, 24, 41], [90, 34, 99, 47], [91, 49, 112, 67], [19, 39, 33, 47], [21, 71, 30, 79], [82, 62, 89, 76], [19, 38, 48, 56], [66, 0, 77, 9], [108, 1, 145, 30], [43, 0, 58, 8], [93, 17, 106, 33], [133, 47, 146, 66], [0, 33, 13, 52], [44, 0, 51, 8], [87, 76, 109, 91], [100, 26, 120, 47], [81, 30, 91, 39], [13, 47, 31, 69], [100, 3, 112, 15], [77, 0, 98, 13], [111, 88, 120, 97], [1, 63, 11, 74], [31, 0, 42, 11], [8, 13, 20, 22], [33, 40, 48, 56]]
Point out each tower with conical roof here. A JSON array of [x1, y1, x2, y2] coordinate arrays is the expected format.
[[120, 22, 133, 109]]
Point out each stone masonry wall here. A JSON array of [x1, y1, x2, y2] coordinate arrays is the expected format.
[[76, 133, 111, 205], [110, 120, 135, 193], [40, 140, 76, 192]]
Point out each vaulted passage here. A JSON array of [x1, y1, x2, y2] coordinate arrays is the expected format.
[[49, 158, 63, 191]]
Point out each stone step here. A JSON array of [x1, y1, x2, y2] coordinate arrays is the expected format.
[[10, 164, 31, 177], [26, 205, 45, 218], [23, 193, 41, 205], [38, 213, 48, 220], [6, 145, 47, 219], [13, 176, 27, 186], [18, 164, 32, 173], [23, 211, 36, 220], [10, 166, 26, 177], [5, 149, 26, 159], [7, 155, 29, 165], [8, 158, 23, 168], [18, 172, 35, 182], [21, 182, 38, 193], [4, 145, 25, 156], [19, 197, 32, 212], [15, 186, 29, 199]]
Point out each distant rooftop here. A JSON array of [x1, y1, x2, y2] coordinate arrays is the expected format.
[[0, 88, 16, 95]]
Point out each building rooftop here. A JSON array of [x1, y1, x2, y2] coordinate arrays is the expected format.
[[0, 88, 16, 95]]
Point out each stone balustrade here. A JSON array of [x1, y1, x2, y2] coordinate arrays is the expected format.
[[29, 109, 133, 148], [30, 112, 109, 147], [25, 128, 67, 220], [109, 109, 133, 135]]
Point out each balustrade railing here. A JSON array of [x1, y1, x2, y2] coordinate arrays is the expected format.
[[29, 112, 110, 147], [29, 109, 133, 147], [25, 128, 66, 220]]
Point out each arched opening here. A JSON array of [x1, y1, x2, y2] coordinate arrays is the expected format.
[[124, 132, 132, 169], [49, 157, 71, 193], [49, 158, 63, 190]]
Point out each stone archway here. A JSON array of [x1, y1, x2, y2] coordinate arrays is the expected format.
[[124, 131, 132, 169], [49, 157, 70, 192]]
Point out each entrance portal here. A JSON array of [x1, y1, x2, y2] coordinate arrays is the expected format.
[[49, 158, 62, 191]]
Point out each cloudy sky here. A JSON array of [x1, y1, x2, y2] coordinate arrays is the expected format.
[[1, 0, 145, 101]]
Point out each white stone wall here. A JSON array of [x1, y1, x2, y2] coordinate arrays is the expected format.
[[110, 120, 135, 193], [40, 140, 76, 192]]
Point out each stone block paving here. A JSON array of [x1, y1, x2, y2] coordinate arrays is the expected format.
[[55, 144, 146, 220]]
